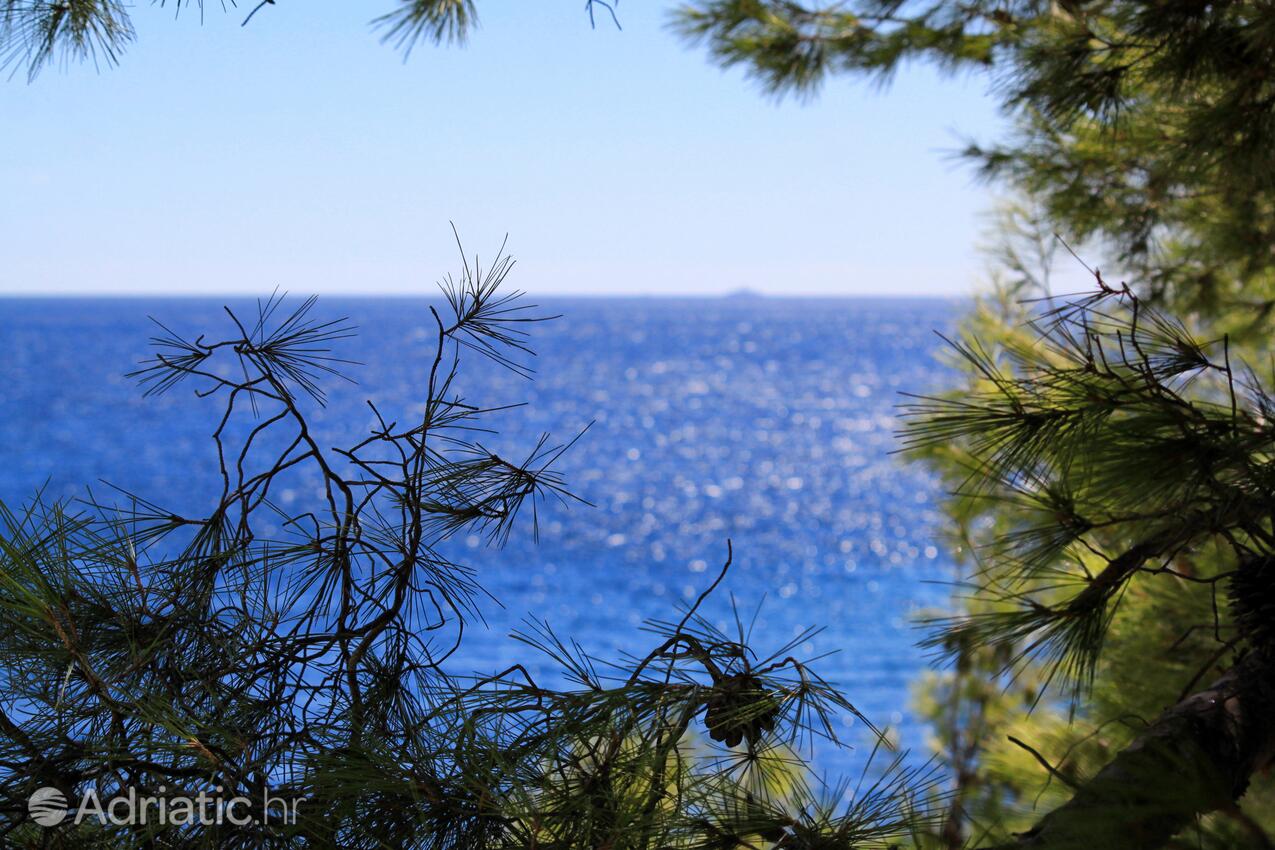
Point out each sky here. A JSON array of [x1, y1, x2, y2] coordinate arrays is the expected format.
[[0, 1, 1005, 296]]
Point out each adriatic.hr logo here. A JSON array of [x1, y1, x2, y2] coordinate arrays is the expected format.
[[26, 785, 302, 828]]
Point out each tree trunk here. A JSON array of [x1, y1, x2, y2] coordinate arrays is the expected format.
[[989, 649, 1275, 850]]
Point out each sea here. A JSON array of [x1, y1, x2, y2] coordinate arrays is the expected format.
[[0, 295, 963, 777]]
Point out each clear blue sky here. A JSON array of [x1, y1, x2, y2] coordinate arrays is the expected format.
[[1, 1, 1004, 296]]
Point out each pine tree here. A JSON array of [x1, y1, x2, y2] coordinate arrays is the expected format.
[[901, 273, 1275, 848], [0, 1, 619, 79]]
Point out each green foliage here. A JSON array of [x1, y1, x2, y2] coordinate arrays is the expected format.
[[899, 205, 1275, 848], [671, 1, 1000, 94], [903, 266, 1275, 847], [0, 1, 629, 79], [1, 0, 134, 79], [374, 0, 478, 54], [0, 1, 485, 77]]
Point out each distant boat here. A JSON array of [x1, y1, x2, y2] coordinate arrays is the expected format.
[[723, 287, 765, 299]]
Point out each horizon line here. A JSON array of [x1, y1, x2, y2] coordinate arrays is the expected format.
[[0, 289, 970, 300]]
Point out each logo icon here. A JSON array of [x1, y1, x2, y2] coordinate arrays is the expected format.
[[28, 787, 68, 826]]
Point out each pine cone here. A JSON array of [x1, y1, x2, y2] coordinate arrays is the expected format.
[[703, 674, 781, 748]]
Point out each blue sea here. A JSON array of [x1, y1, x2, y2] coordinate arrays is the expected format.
[[0, 296, 961, 774]]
